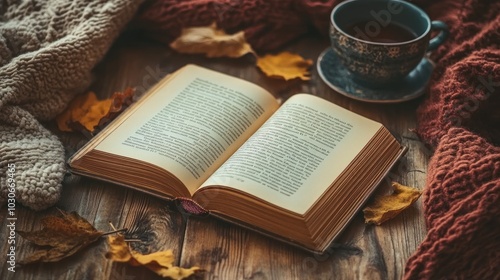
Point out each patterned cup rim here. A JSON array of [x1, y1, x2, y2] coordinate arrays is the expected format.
[[330, 0, 431, 46]]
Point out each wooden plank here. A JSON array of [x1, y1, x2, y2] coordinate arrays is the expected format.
[[0, 179, 185, 280]]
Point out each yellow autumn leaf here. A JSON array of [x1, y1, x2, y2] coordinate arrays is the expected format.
[[78, 97, 113, 132], [170, 23, 254, 58], [363, 182, 422, 225], [56, 88, 134, 133], [56, 92, 100, 132], [106, 235, 201, 280], [256, 52, 313, 81]]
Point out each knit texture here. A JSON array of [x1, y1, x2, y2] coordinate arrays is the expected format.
[[415, 1, 500, 148], [404, 128, 500, 279], [0, 0, 143, 210], [406, 0, 500, 278], [135, 0, 500, 278], [135, 0, 340, 52]]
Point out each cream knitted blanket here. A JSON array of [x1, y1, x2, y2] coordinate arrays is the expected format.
[[0, 0, 143, 210]]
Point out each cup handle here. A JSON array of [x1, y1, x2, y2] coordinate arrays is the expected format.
[[427, 21, 449, 51]]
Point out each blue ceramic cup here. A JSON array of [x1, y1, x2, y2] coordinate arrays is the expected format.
[[330, 0, 448, 87]]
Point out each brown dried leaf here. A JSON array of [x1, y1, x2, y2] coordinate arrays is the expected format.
[[363, 182, 422, 225], [17, 210, 103, 264], [256, 52, 313, 81], [96, 87, 135, 130], [106, 235, 201, 279], [170, 23, 254, 58], [56, 87, 135, 133]]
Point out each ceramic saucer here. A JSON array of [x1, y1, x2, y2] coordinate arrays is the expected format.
[[317, 48, 435, 103]]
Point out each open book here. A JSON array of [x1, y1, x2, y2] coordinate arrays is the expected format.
[[69, 64, 406, 253]]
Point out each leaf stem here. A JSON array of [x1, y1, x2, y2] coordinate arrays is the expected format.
[[108, 221, 117, 231], [102, 228, 127, 236], [124, 239, 142, 242]]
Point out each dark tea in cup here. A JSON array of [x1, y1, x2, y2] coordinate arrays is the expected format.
[[345, 21, 417, 43], [329, 0, 448, 86]]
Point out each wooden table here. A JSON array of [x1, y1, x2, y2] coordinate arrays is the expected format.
[[0, 33, 429, 280]]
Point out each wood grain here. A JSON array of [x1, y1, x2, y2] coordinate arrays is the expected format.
[[0, 32, 428, 280]]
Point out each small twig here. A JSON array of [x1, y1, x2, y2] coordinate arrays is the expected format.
[[102, 228, 127, 236], [406, 169, 426, 174], [106, 221, 127, 236], [109, 221, 118, 231], [124, 239, 142, 242], [56, 207, 66, 215], [401, 135, 421, 141]]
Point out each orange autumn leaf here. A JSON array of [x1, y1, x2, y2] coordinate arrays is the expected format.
[[56, 91, 100, 132], [77, 94, 113, 133], [56, 88, 134, 133], [108, 87, 135, 113], [256, 52, 313, 81], [17, 209, 104, 265], [170, 23, 255, 58], [363, 182, 422, 225], [106, 234, 201, 279]]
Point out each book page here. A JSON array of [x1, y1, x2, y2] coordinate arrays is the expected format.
[[95, 65, 279, 195], [199, 94, 382, 214]]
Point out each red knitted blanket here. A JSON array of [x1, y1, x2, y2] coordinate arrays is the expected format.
[[136, 0, 500, 278]]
